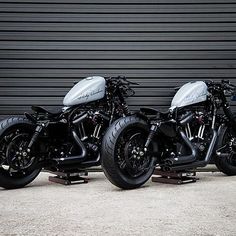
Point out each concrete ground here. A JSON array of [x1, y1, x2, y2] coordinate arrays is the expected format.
[[0, 172, 235, 236]]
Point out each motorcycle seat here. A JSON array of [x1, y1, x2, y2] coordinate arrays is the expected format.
[[140, 107, 169, 117], [31, 106, 62, 116]]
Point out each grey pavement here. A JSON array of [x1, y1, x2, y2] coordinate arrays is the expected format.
[[0, 172, 235, 236]]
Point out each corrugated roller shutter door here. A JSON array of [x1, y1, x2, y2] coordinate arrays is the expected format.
[[0, 0, 236, 119]]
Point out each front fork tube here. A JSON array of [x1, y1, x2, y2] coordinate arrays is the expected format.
[[223, 104, 236, 133], [144, 124, 158, 149]]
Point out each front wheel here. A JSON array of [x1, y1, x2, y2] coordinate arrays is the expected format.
[[0, 117, 41, 189], [102, 116, 157, 189], [215, 126, 236, 176]]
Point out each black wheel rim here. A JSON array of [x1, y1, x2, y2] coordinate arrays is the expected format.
[[222, 131, 236, 167], [115, 128, 153, 178], [0, 127, 37, 178]]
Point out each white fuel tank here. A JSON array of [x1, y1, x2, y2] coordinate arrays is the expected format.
[[63, 76, 106, 106], [171, 81, 208, 109]]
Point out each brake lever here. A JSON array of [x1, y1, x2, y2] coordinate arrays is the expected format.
[[123, 78, 139, 85]]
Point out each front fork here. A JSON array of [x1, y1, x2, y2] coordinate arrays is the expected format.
[[220, 93, 236, 132], [223, 104, 236, 133]]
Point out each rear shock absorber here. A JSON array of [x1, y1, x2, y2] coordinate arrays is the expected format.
[[122, 103, 130, 116], [27, 121, 49, 150], [144, 123, 159, 149]]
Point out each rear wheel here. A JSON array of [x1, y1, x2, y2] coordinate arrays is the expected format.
[[0, 117, 41, 189], [215, 126, 236, 175], [102, 116, 157, 189]]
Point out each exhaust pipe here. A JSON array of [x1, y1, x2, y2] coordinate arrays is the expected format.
[[55, 112, 89, 165], [171, 130, 198, 165], [170, 129, 218, 171], [55, 130, 87, 165], [78, 154, 101, 168]]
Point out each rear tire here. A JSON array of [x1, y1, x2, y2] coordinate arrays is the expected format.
[[215, 126, 236, 176], [0, 117, 41, 189], [0, 168, 41, 190], [102, 116, 157, 189]]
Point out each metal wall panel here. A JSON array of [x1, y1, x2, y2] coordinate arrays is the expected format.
[[0, 0, 236, 119]]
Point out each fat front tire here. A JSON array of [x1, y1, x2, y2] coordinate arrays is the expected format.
[[0, 117, 41, 189], [215, 126, 236, 176], [102, 116, 156, 189]]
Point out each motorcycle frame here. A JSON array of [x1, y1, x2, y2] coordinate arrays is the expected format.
[[24, 78, 133, 170], [139, 82, 236, 171]]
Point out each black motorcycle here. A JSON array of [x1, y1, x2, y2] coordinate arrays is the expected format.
[[102, 80, 236, 189], [0, 76, 137, 189]]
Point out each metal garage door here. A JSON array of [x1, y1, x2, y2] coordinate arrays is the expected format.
[[0, 0, 236, 119]]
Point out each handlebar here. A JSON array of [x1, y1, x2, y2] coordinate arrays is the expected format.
[[206, 79, 236, 95], [109, 76, 139, 86], [106, 75, 139, 97], [223, 81, 236, 91]]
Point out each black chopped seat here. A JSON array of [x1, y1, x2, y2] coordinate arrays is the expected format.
[[31, 106, 62, 116]]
